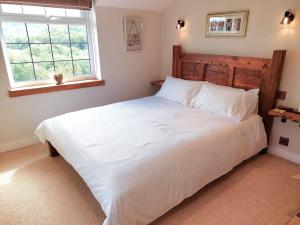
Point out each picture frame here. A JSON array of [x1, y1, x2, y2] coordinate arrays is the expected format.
[[124, 17, 143, 51], [206, 10, 249, 37]]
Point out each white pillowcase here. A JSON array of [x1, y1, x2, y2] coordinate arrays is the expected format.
[[156, 76, 205, 105], [191, 82, 259, 122]]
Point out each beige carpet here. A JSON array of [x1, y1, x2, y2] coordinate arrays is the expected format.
[[0, 144, 299, 225]]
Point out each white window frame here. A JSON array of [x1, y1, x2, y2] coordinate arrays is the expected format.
[[0, 5, 101, 88]]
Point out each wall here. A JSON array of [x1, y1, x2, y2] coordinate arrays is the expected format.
[[0, 7, 161, 151], [161, 0, 300, 161]]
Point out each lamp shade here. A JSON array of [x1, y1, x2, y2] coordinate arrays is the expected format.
[[281, 9, 295, 25]]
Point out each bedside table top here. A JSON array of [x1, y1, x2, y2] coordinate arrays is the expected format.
[[269, 109, 300, 123], [151, 80, 165, 87]]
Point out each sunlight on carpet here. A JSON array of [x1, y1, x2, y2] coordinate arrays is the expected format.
[[0, 169, 17, 186]]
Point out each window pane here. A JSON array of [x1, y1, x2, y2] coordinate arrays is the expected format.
[[11, 63, 35, 82], [1, 9, 93, 84], [71, 43, 89, 60], [52, 44, 71, 60], [2, 22, 28, 43], [27, 23, 50, 43], [54, 61, 73, 77], [1, 4, 22, 14], [66, 9, 81, 18], [31, 44, 52, 62], [45, 7, 66, 17], [69, 25, 88, 42], [6, 44, 31, 63], [22, 6, 45, 15], [49, 25, 69, 43], [73, 60, 91, 76], [34, 62, 54, 80]]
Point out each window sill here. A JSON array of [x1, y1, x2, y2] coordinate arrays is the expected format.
[[9, 79, 105, 97]]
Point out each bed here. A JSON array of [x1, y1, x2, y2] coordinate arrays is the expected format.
[[35, 45, 286, 225]]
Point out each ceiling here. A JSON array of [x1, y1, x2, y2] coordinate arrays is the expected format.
[[95, 0, 175, 12]]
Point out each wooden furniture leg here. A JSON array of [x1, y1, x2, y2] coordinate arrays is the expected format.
[[47, 141, 60, 157], [260, 148, 268, 154]]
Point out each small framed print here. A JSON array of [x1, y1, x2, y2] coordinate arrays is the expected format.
[[206, 10, 249, 37], [124, 17, 143, 51]]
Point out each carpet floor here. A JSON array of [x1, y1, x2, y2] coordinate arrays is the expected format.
[[0, 144, 299, 225]]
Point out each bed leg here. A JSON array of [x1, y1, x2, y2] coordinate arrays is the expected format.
[[260, 148, 268, 155], [47, 142, 60, 157]]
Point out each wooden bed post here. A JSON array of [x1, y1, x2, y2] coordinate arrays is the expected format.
[[173, 45, 182, 78], [264, 50, 286, 141], [47, 141, 60, 157]]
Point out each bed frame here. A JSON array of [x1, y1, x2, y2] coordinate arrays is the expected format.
[[48, 45, 286, 157]]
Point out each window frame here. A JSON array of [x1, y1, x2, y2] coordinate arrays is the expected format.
[[0, 4, 101, 88]]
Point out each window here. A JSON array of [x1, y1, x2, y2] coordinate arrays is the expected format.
[[0, 4, 101, 88]]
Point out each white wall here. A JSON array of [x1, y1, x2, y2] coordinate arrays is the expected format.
[[0, 7, 161, 150], [161, 0, 300, 159]]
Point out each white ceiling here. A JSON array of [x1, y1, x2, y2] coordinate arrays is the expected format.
[[95, 0, 175, 12]]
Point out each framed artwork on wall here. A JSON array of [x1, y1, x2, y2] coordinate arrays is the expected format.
[[124, 17, 143, 51], [206, 10, 249, 37]]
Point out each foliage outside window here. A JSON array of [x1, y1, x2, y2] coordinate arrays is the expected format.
[[0, 4, 101, 87]]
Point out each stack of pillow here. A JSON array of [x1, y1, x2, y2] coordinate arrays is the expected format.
[[156, 76, 259, 122]]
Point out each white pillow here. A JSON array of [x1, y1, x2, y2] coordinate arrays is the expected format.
[[156, 76, 205, 105], [191, 82, 259, 121]]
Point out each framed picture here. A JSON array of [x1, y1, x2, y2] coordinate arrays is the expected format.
[[124, 17, 143, 51], [206, 10, 249, 37]]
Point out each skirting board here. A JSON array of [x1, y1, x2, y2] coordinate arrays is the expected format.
[[0, 136, 39, 153], [269, 146, 300, 165]]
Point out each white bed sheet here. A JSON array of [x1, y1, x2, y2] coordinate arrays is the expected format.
[[35, 96, 267, 225]]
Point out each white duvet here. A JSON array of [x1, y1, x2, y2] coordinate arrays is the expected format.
[[35, 96, 267, 225]]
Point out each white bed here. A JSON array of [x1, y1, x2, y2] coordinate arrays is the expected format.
[[35, 96, 267, 225]]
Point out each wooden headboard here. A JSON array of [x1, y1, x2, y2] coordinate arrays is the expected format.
[[172, 45, 286, 140]]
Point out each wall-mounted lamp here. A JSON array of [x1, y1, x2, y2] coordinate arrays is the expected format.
[[176, 19, 185, 30], [281, 9, 295, 25]]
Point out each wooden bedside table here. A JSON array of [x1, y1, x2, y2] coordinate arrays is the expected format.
[[151, 80, 164, 88], [269, 108, 300, 125]]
